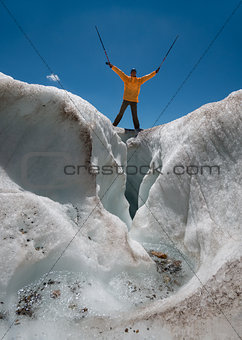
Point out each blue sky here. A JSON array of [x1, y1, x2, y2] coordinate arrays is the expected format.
[[1, 0, 241, 129]]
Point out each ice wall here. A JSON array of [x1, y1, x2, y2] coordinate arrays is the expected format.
[[126, 91, 242, 339], [0, 73, 131, 227]]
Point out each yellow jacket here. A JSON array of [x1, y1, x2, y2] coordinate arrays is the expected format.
[[111, 65, 156, 102]]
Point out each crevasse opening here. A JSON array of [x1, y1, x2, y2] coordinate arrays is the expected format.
[[117, 129, 159, 220]]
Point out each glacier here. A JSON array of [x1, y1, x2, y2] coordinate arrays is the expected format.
[[0, 72, 241, 339]]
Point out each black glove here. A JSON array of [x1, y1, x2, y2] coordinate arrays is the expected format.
[[106, 62, 113, 68], [156, 67, 160, 73]]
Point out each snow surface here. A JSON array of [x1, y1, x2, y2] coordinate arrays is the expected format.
[[0, 74, 241, 339]]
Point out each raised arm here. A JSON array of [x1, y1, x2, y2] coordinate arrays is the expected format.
[[139, 70, 157, 85], [106, 62, 128, 82], [111, 65, 129, 82]]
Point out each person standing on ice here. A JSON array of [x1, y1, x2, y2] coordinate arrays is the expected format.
[[107, 62, 160, 130]]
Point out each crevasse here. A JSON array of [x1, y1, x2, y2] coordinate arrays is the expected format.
[[0, 73, 241, 340]]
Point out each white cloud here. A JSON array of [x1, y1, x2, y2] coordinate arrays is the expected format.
[[46, 74, 60, 82]]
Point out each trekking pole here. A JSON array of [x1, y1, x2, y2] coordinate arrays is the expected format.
[[158, 35, 179, 68], [95, 25, 111, 64]]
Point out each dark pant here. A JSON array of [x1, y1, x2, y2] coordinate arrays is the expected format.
[[113, 100, 140, 129]]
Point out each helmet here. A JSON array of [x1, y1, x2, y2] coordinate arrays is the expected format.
[[131, 68, 137, 73]]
